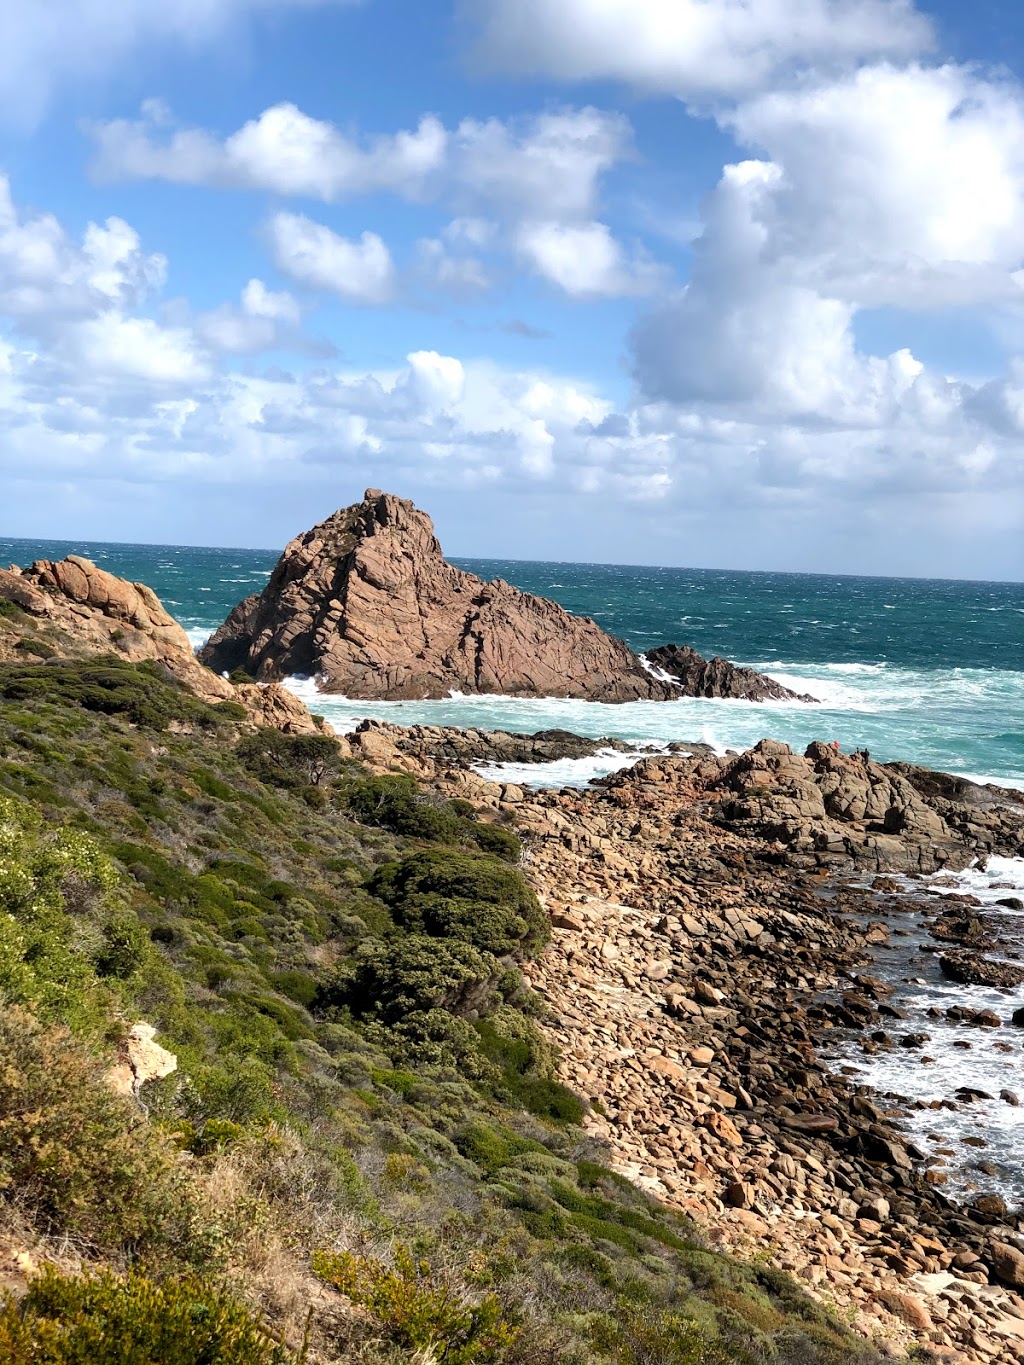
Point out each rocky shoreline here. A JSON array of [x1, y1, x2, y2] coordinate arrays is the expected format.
[[342, 721, 1024, 1363]]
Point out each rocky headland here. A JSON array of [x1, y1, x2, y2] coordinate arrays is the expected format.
[[342, 720, 1024, 1362], [0, 554, 323, 734], [199, 489, 814, 703]]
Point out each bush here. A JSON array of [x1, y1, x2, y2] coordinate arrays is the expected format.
[[0, 658, 214, 731], [342, 936, 505, 1023], [369, 850, 547, 957], [0, 1266, 295, 1364], [0, 1009, 209, 1265], [313, 1244, 517, 1364], [236, 730, 339, 789], [0, 799, 138, 1032]]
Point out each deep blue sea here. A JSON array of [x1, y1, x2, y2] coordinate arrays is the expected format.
[[2, 536, 1022, 788]]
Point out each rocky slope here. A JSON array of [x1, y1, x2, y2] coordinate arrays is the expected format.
[[199, 489, 807, 703], [645, 643, 817, 702], [0, 556, 322, 733], [342, 722, 1024, 1363]]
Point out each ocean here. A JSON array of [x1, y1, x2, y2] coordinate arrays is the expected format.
[[3, 536, 1022, 789]]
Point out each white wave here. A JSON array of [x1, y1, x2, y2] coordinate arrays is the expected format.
[[474, 748, 663, 789], [276, 669, 1024, 789]]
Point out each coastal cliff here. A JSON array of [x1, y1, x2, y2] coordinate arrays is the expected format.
[[199, 489, 814, 703]]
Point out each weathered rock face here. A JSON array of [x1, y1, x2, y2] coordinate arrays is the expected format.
[[0, 556, 324, 735], [200, 490, 679, 701], [644, 644, 818, 703]]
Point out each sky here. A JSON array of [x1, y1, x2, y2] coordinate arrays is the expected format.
[[1, 1, 1024, 580]]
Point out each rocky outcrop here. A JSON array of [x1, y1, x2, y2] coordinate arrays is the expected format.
[[201, 489, 760, 702], [345, 719, 661, 771], [104, 1022, 177, 1103], [0, 556, 324, 735], [643, 644, 818, 703], [625, 738, 1024, 874]]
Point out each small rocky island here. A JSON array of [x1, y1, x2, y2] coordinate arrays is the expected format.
[[200, 489, 815, 703]]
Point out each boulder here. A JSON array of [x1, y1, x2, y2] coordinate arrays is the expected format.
[[990, 1243, 1024, 1290]]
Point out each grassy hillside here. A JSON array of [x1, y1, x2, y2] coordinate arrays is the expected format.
[[0, 644, 883, 1364]]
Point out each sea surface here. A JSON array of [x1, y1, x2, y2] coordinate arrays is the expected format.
[[4, 534, 1024, 1202], [3, 536, 1022, 789]]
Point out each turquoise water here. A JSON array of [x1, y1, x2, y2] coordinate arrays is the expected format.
[[2, 537, 1022, 786]]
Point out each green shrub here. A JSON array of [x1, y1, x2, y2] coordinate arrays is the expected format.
[[0, 599, 25, 621], [236, 730, 339, 789], [341, 935, 504, 1024], [468, 823, 521, 863], [0, 658, 215, 731], [313, 1244, 517, 1363], [0, 1266, 295, 1364], [0, 1009, 209, 1265], [369, 850, 547, 956], [339, 773, 462, 840]]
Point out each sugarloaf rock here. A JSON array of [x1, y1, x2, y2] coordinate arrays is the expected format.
[[199, 490, 678, 701]]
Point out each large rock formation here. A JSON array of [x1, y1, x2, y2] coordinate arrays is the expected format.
[[0, 556, 322, 734], [199, 490, 675, 701], [645, 644, 817, 703], [200, 490, 808, 704]]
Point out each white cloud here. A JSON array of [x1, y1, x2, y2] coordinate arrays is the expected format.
[[267, 213, 395, 304], [196, 278, 303, 353], [0, 175, 166, 326], [0, 1, 361, 126], [90, 103, 447, 201], [516, 220, 662, 297], [89, 102, 630, 225], [415, 238, 491, 295], [726, 63, 1024, 308], [631, 59, 1024, 444], [464, 0, 932, 99]]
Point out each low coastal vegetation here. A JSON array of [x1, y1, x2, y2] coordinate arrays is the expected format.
[[0, 652, 881, 1363]]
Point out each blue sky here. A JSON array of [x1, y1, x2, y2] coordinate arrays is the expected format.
[[1, 1, 1023, 580]]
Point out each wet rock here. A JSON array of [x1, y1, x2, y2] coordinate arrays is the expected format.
[[999, 1089, 1020, 1107], [939, 953, 1024, 989], [643, 644, 817, 703]]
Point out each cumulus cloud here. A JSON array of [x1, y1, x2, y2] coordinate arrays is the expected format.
[[516, 221, 662, 297], [0, 0, 360, 126], [0, 175, 166, 326], [89, 102, 646, 299], [90, 102, 447, 201], [89, 102, 630, 223], [464, 0, 932, 99], [267, 213, 395, 304], [726, 63, 1024, 308], [196, 278, 303, 353]]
